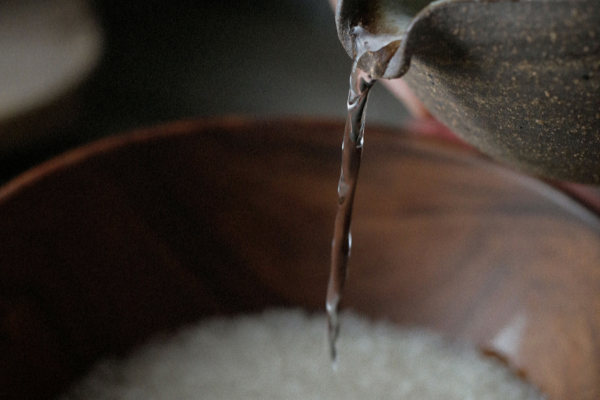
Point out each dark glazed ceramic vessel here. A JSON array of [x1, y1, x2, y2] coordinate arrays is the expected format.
[[336, 0, 600, 183], [2, 120, 600, 400]]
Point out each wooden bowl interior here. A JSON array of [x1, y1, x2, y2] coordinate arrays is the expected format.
[[1, 119, 600, 400]]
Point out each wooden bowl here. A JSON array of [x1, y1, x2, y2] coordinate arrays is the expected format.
[[1, 119, 600, 400]]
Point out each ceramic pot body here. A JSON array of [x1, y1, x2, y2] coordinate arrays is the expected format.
[[337, 0, 600, 183]]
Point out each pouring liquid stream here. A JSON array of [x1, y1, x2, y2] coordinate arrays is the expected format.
[[326, 17, 410, 366], [326, 63, 375, 367]]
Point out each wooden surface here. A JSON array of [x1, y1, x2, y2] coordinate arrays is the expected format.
[[1, 119, 600, 399]]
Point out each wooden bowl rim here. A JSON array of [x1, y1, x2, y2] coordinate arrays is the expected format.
[[0, 117, 598, 231]]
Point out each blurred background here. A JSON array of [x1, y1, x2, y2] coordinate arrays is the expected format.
[[0, 0, 408, 186]]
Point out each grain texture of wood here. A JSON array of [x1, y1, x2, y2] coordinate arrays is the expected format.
[[0, 119, 599, 399]]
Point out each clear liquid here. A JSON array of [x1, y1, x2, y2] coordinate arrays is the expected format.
[[327, 64, 375, 366]]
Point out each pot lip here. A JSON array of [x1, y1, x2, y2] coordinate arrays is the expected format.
[[339, 0, 582, 79], [335, 0, 473, 78], [0, 116, 599, 233], [390, 0, 461, 78]]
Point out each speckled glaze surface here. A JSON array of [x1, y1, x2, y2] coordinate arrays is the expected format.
[[337, 0, 600, 183]]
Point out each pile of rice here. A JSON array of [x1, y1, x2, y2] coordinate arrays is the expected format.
[[59, 309, 545, 399]]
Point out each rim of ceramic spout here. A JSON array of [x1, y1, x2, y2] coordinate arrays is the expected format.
[[336, 0, 570, 79], [336, 0, 452, 78]]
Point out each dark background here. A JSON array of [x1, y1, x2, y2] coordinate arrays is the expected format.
[[0, 0, 407, 185]]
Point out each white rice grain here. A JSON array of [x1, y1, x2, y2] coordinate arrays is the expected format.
[[59, 309, 545, 400]]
